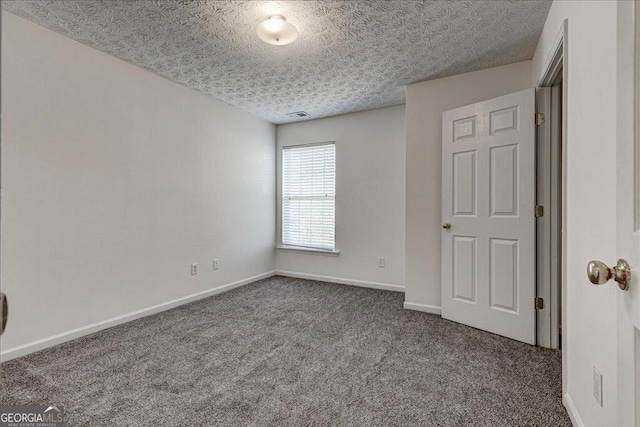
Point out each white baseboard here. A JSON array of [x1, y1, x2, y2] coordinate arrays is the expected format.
[[563, 392, 584, 427], [1, 271, 276, 362], [275, 270, 404, 293], [403, 301, 442, 315]]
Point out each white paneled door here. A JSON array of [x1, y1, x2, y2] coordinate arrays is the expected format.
[[442, 89, 536, 345], [616, 3, 639, 422]]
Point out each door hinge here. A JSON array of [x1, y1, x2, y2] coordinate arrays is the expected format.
[[0, 293, 7, 335], [535, 297, 544, 310], [535, 205, 544, 218], [535, 113, 545, 126]]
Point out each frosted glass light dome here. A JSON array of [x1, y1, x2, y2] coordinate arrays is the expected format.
[[256, 15, 298, 46]]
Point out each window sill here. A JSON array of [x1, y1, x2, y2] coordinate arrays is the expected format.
[[276, 245, 340, 256]]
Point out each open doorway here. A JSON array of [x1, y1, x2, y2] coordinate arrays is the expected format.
[[536, 25, 566, 350]]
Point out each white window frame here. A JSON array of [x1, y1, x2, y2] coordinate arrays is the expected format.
[[279, 141, 339, 255]]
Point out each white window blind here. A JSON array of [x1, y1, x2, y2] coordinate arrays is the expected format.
[[282, 143, 336, 250]]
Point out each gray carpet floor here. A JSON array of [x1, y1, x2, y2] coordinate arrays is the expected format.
[[1, 276, 570, 426]]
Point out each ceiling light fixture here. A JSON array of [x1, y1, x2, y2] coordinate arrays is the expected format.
[[256, 15, 298, 46]]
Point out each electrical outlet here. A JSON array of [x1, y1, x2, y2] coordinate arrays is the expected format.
[[378, 257, 385, 268], [191, 263, 198, 276], [213, 259, 219, 270], [593, 366, 603, 406]]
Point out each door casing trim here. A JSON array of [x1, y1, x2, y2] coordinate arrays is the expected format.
[[536, 18, 568, 397]]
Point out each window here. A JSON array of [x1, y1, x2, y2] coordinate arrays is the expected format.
[[282, 142, 336, 251]]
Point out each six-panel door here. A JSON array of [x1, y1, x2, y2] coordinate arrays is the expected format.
[[441, 89, 536, 345]]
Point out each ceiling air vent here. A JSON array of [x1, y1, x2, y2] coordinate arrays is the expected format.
[[285, 111, 310, 119]]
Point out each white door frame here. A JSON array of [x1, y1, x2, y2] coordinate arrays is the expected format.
[[536, 42, 563, 349], [536, 18, 569, 395]]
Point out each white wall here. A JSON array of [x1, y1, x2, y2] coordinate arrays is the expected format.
[[276, 106, 405, 291], [404, 61, 532, 311], [532, 2, 619, 425], [0, 12, 276, 360]]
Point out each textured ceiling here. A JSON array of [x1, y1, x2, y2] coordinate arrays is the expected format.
[[2, 1, 551, 124]]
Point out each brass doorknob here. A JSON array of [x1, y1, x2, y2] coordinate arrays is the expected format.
[[587, 259, 630, 290], [442, 222, 451, 230]]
